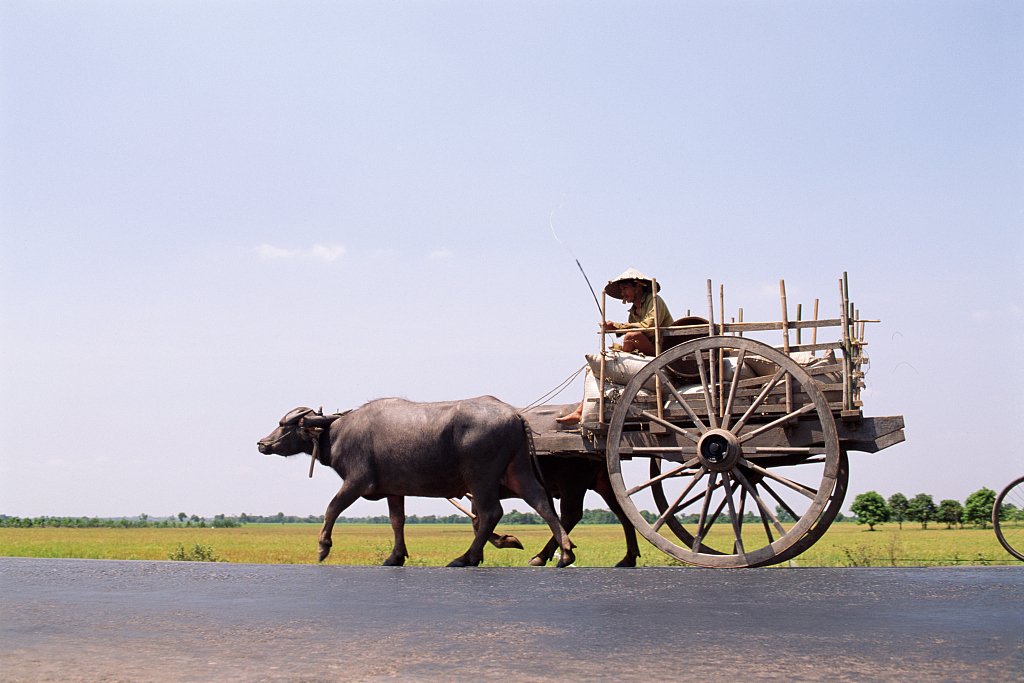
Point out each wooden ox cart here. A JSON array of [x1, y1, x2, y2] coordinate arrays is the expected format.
[[525, 273, 905, 568]]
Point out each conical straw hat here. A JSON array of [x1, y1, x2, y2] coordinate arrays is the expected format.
[[603, 268, 661, 300]]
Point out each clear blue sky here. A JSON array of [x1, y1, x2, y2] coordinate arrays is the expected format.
[[1, 1, 1021, 521]]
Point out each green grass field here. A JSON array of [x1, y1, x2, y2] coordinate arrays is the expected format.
[[1, 522, 1019, 567]]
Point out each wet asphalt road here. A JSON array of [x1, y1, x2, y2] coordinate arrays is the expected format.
[[1, 558, 1021, 682]]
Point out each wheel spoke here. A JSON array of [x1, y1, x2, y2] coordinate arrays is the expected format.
[[741, 446, 822, 456], [694, 491, 729, 548], [691, 472, 719, 550], [736, 402, 817, 444], [738, 458, 819, 499], [656, 369, 708, 434], [732, 467, 788, 538], [730, 367, 786, 435], [627, 447, 699, 455], [694, 350, 718, 429], [651, 471, 708, 532], [635, 407, 701, 443], [720, 348, 747, 431], [758, 478, 801, 523], [652, 467, 707, 532], [721, 473, 745, 555], [626, 458, 700, 496]]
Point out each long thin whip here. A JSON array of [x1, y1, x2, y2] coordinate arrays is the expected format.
[[549, 194, 602, 316]]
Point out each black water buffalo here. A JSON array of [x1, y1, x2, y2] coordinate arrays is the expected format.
[[257, 396, 575, 567]]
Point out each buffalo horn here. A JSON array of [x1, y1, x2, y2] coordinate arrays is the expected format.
[[300, 414, 341, 429], [281, 407, 315, 425]]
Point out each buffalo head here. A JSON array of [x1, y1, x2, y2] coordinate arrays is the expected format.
[[257, 407, 319, 456], [257, 407, 347, 457]]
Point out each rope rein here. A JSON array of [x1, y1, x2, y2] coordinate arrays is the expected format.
[[521, 364, 587, 412]]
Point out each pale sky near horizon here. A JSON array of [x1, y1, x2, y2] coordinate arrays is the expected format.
[[1, 1, 1022, 522]]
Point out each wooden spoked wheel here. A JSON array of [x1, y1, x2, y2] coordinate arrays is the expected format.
[[606, 336, 841, 568]]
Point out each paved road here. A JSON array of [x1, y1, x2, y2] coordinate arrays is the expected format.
[[1, 558, 1021, 682]]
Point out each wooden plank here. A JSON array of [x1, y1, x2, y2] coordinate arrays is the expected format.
[[660, 319, 844, 337], [571, 415, 905, 456]]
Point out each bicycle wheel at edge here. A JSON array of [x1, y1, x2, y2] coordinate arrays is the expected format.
[[994, 476, 1024, 562]]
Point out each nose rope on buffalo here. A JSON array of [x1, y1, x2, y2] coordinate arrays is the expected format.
[[309, 437, 319, 478]]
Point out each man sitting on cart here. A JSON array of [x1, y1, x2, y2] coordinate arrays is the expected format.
[[556, 268, 673, 425]]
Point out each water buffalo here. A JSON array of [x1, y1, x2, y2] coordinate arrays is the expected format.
[[257, 396, 575, 567]]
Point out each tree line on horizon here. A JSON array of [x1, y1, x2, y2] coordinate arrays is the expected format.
[[2, 487, 1015, 529], [849, 487, 1016, 531]]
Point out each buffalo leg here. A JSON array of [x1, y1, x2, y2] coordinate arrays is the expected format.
[[318, 484, 363, 562], [594, 469, 641, 567], [448, 490, 503, 567], [384, 495, 409, 566], [464, 499, 524, 550], [529, 483, 586, 567], [519, 487, 575, 567]]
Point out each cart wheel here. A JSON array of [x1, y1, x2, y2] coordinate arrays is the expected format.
[[606, 336, 841, 568], [994, 476, 1024, 562]]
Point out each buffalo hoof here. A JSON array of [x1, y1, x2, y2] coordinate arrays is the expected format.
[[492, 534, 524, 550], [317, 541, 332, 563], [383, 554, 407, 567], [555, 550, 576, 568], [614, 555, 639, 568], [446, 555, 481, 567], [527, 556, 548, 567]]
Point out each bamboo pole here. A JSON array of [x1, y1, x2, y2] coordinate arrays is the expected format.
[[796, 303, 802, 347], [447, 497, 476, 519], [599, 290, 607, 424], [719, 284, 725, 416], [780, 279, 793, 417], [654, 279, 664, 420], [812, 298, 819, 357], [706, 279, 717, 416]]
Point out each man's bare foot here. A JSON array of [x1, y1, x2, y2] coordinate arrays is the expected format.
[[555, 406, 583, 425]]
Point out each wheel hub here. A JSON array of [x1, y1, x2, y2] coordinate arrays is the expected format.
[[697, 429, 741, 472]]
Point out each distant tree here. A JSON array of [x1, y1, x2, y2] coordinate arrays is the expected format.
[[774, 505, 795, 523], [581, 509, 618, 524], [964, 488, 997, 528], [139, 513, 149, 522], [1000, 503, 1020, 523], [937, 499, 963, 529], [906, 493, 937, 529], [501, 509, 542, 524], [850, 491, 889, 531], [887, 493, 909, 530], [178, 512, 187, 523]]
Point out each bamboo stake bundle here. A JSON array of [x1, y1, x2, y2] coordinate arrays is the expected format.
[[839, 275, 851, 411]]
